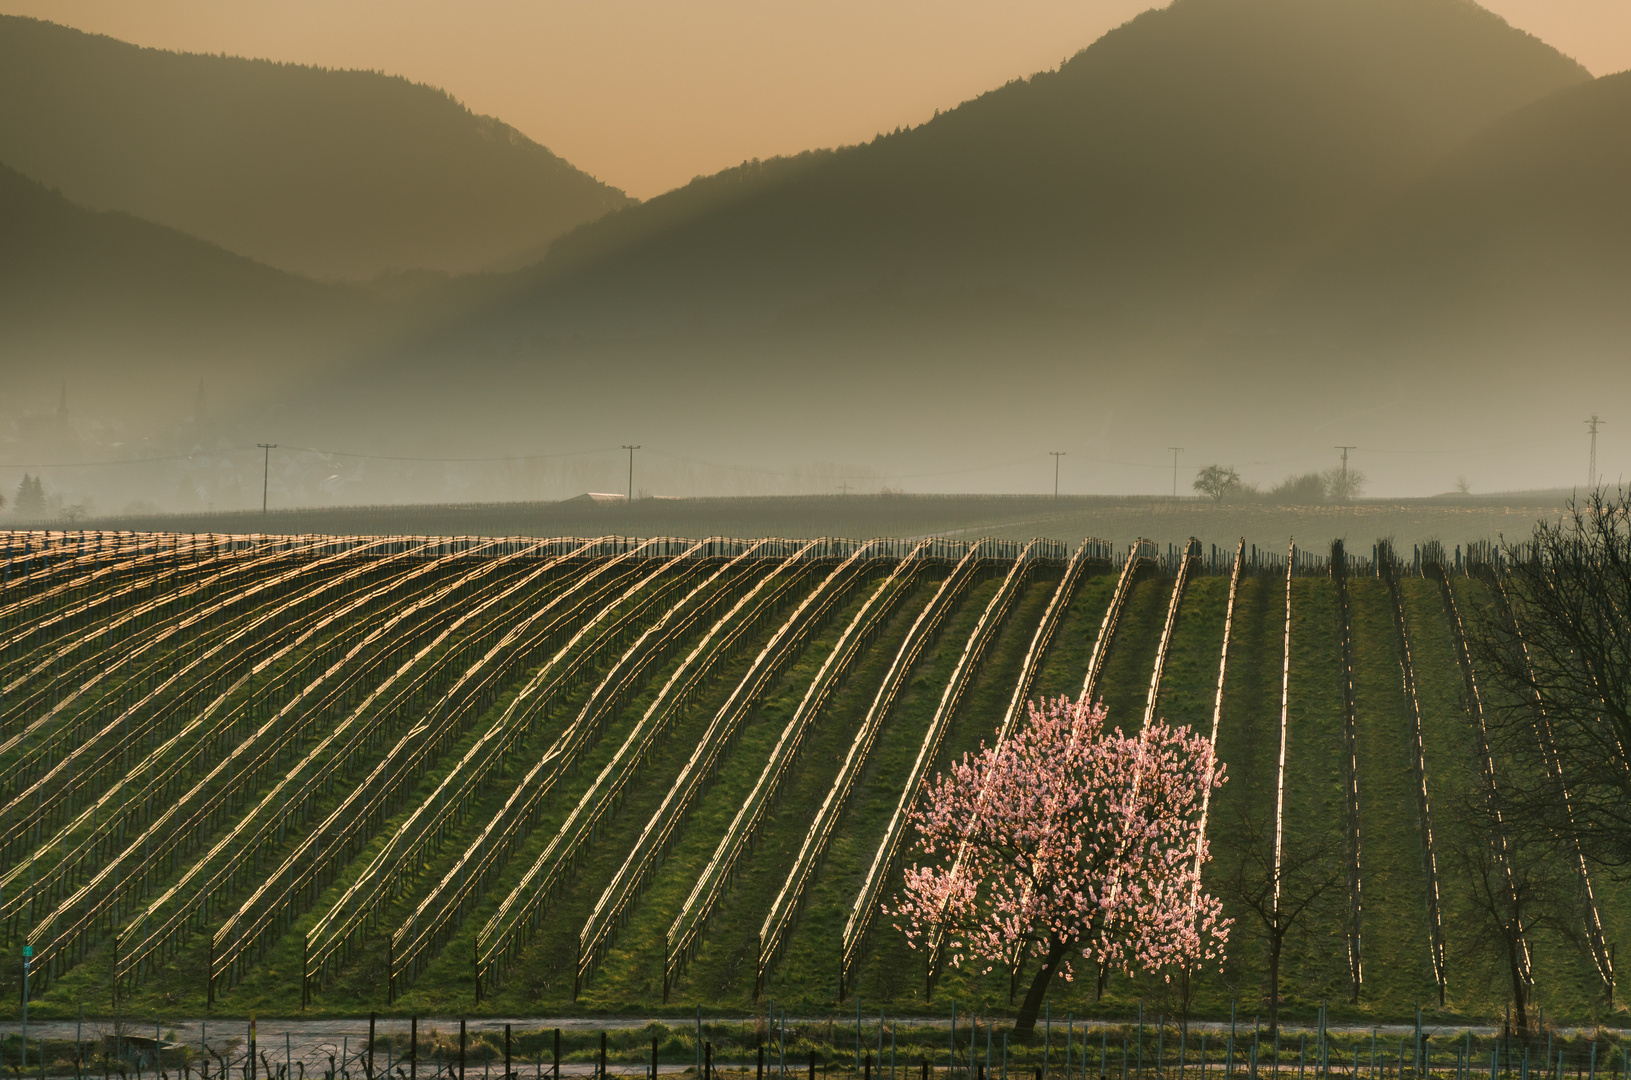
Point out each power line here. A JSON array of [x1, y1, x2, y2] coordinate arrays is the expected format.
[[641, 447, 1051, 482], [1349, 440, 1543, 456], [279, 444, 619, 464], [0, 434, 1564, 475], [0, 450, 222, 469], [0, 443, 622, 469], [0, 442, 1173, 478]]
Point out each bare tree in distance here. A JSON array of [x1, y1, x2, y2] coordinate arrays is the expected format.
[[1471, 489, 1631, 871], [1322, 466, 1367, 502], [1269, 472, 1327, 505], [1226, 799, 1346, 1038], [1194, 464, 1243, 502]]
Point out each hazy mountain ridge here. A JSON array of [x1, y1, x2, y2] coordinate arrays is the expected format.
[[1264, 69, 1631, 354], [0, 161, 387, 427], [6, 0, 1626, 506], [0, 163, 357, 313], [0, 15, 633, 280], [472, 0, 1588, 340], [243, 0, 1619, 504]]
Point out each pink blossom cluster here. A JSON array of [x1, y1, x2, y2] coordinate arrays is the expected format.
[[892, 695, 1230, 982]]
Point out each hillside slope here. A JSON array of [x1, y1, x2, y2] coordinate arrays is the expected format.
[[1263, 68, 1631, 362], [484, 0, 1587, 335], [3, 530, 1622, 1027], [0, 162, 380, 425], [0, 15, 632, 279], [272, 0, 1599, 497]]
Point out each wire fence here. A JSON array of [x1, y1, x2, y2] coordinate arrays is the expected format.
[[11, 1013, 1631, 1080]]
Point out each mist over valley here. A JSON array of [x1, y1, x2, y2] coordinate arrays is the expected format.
[[2, 0, 1627, 521]]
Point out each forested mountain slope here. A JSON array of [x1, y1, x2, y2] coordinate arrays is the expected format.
[[0, 15, 632, 279], [0, 162, 378, 424], [1263, 69, 1631, 359], [283, 0, 1599, 494], [479, 0, 1588, 336]]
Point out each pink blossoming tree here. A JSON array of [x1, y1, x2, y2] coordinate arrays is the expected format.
[[892, 694, 1229, 1034]]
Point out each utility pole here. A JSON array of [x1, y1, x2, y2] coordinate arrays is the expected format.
[[1335, 446, 1356, 502], [1050, 451, 1066, 498], [622, 444, 641, 502], [1168, 447, 1184, 498], [257, 443, 277, 514], [1586, 416, 1603, 489]]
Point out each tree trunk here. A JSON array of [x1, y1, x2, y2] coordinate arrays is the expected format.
[[1509, 942, 1530, 1038], [1013, 939, 1072, 1036], [1268, 932, 1284, 1041], [1010, 954, 1027, 1003]]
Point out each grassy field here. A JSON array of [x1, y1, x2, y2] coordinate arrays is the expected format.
[[760, 572, 1006, 1012], [1400, 575, 1496, 1015], [1146, 574, 1229, 735], [1091, 569, 1170, 733], [1346, 577, 1439, 1012], [1197, 574, 1284, 1012], [1438, 578, 1621, 1023], [4, 528, 1628, 1032], [1275, 576, 1351, 1009], [63, 492, 1573, 554], [1030, 566, 1117, 703], [668, 573, 946, 1008]]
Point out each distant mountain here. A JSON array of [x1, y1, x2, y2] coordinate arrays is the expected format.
[[8, 0, 1619, 503], [1261, 69, 1631, 362], [473, 0, 1587, 337], [0, 162, 378, 425], [0, 15, 632, 280], [251, 0, 1604, 504]]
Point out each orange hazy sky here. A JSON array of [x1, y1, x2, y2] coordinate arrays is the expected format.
[[5, 0, 1628, 199]]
